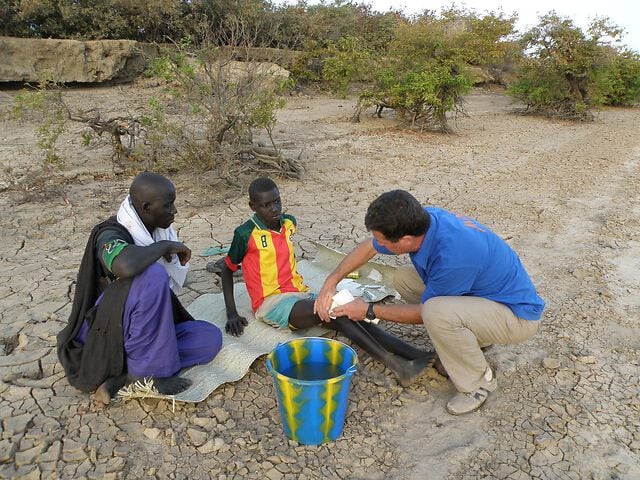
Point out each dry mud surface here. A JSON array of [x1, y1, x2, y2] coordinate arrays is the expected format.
[[0, 85, 639, 479]]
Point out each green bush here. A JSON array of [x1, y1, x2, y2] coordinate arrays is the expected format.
[[507, 62, 586, 117], [507, 13, 635, 118], [597, 50, 640, 106], [351, 16, 476, 132], [322, 36, 371, 97]]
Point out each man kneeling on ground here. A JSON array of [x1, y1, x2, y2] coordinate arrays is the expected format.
[[57, 172, 223, 403], [315, 190, 545, 415]]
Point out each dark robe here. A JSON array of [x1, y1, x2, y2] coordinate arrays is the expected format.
[[56, 217, 193, 393]]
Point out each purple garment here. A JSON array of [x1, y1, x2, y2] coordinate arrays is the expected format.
[[76, 263, 222, 378]]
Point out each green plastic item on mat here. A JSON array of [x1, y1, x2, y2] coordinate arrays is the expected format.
[[201, 246, 230, 256]]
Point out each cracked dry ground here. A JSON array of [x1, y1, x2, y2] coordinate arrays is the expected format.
[[0, 87, 639, 479]]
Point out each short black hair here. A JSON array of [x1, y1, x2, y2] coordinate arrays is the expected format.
[[130, 171, 173, 205], [364, 190, 430, 241], [248, 177, 278, 200]]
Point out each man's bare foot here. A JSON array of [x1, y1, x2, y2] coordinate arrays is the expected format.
[[93, 374, 129, 405], [152, 375, 192, 395]]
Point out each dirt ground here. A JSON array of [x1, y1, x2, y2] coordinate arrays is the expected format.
[[0, 83, 639, 479]]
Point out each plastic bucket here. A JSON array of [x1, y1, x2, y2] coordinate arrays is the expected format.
[[266, 337, 358, 445]]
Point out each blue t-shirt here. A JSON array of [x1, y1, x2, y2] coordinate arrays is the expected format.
[[373, 207, 545, 320]]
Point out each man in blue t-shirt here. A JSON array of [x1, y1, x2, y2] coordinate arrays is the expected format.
[[316, 190, 544, 415]]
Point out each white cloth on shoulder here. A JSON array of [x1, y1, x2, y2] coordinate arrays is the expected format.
[[116, 195, 189, 293]]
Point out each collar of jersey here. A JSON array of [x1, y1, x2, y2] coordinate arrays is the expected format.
[[250, 214, 283, 232]]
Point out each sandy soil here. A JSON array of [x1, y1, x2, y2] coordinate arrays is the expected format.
[[0, 83, 639, 479]]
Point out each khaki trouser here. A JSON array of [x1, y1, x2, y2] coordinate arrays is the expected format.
[[394, 265, 540, 393]]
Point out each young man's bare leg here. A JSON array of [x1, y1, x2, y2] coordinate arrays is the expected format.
[[359, 320, 435, 362], [288, 300, 430, 387]]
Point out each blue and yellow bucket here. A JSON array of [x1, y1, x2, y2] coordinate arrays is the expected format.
[[266, 337, 358, 445]]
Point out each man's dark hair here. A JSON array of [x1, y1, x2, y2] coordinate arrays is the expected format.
[[364, 190, 430, 241], [248, 177, 278, 199]]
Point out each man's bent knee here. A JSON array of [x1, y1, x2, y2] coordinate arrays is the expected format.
[[203, 323, 223, 362], [135, 262, 170, 286], [422, 297, 458, 329], [393, 265, 423, 304]]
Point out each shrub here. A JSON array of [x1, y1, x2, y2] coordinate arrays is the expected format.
[[322, 36, 371, 97], [142, 29, 302, 181], [351, 15, 476, 132], [597, 50, 640, 106], [507, 13, 634, 119], [12, 81, 67, 169]]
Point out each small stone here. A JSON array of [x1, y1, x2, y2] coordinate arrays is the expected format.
[[275, 463, 291, 474], [88, 465, 107, 480], [493, 464, 517, 479], [76, 458, 93, 477], [106, 457, 125, 473], [3, 413, 33, 435], [113, 445, 128, 457], [265, 467, 283, 480], [144, 428, 162, 440], [193, 417, 216, 429], [15, 444, 42, 467], [62, 448, 88, 463], [187, 428, 208, 446], [60, 441, 85, 463], [197, 440, 217, 454], [24, 427, 48, 442], [40, 441, 61, 463], [212, 407, 230, 423], [542, 357, 561, 369], [14, 466, 40, 480], [0, 439, 17, 462], [40, 461, 58, 474], [62, 439, 84, 454], [534, 432, 555, 448], [578, 355, 596, 365]]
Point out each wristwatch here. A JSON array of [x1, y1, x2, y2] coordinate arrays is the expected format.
[[366, 303, 376, 321]]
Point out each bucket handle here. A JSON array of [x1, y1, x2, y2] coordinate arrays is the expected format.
[[347, 364, 358, 375]]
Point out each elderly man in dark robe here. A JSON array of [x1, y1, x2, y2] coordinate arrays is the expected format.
[[57, 172, 222, 403]]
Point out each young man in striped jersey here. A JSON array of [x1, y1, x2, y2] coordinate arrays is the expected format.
[[219, 177, 435, 387]]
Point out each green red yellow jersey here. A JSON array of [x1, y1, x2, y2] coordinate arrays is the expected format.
[[224, 213, 309, 311]]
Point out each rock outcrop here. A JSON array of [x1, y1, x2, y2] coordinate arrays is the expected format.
[[0, 37, 159, 83]]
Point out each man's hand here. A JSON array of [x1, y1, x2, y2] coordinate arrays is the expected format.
[[330, 297, 368, 322], [314, 279, 338, 322], [314, 239, 377, 322], [162, 241, 192, 265], [225, 313, 248, 336]]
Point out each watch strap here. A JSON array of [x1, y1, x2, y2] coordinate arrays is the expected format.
[[366, 303, 376, 320]]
